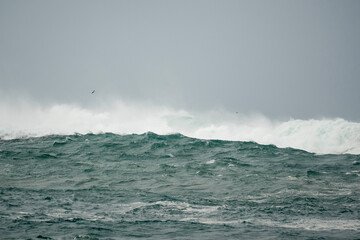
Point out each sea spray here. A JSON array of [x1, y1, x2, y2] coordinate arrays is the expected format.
[[0, 99, 359, 154]]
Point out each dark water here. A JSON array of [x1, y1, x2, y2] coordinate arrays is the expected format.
[[0, 133, 359, 239]]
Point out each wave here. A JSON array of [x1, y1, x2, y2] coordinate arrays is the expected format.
[[0, 99, 359, 154]]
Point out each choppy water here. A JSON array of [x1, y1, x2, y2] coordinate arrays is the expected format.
[[1, 133, 360, 239]]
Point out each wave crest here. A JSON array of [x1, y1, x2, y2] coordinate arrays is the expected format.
[[0, 100, 359, 154]]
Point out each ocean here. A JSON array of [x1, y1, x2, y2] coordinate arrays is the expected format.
[[0, 102, 360, 239]]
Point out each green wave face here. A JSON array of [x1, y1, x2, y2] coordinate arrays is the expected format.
[[0, 133, 359, 239]]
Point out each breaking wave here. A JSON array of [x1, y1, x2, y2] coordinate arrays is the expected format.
[[0, 99, 359, 154]]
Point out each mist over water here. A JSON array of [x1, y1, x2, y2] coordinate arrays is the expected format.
[[1, 98, 359, 154]]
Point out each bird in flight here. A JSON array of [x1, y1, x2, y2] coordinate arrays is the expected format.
[[91, 90, 95, 94]]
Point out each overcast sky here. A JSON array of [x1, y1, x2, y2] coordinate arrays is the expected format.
[[1, 0, 360, 120]]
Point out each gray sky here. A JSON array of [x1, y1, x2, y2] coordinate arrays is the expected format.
[[1, 0, 360, 120]]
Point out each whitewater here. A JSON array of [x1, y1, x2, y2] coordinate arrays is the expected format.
[[1, 99, 359, 154], [1, 98, 360, 239]]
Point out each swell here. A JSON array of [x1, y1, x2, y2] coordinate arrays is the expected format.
[[1, 133, 360, 239], [0, 100, 359, 154]]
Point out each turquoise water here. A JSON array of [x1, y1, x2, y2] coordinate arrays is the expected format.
[[1, 133, 359, 239]]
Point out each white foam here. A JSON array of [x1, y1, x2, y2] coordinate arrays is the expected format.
[[180, 217, 360, 231], [255, 218, 360, 231], [0, 98, 359, 154]]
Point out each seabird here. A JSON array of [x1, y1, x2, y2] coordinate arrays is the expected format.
[[91, 90, 95, 94]]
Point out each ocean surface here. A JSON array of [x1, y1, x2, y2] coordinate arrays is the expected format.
[[1, 132, 360, 239], [1, 101, 360, 239]]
